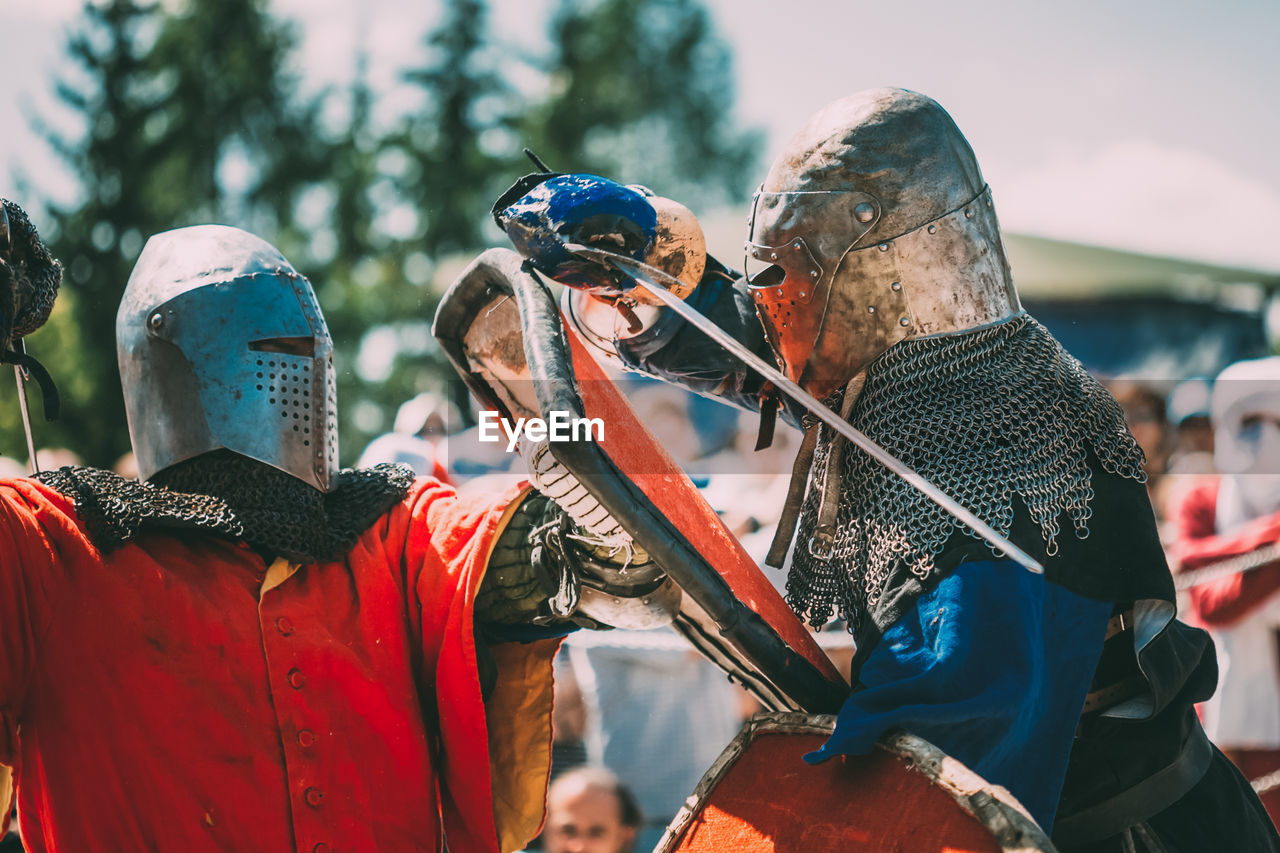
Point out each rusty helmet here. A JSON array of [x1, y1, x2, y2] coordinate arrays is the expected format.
[[745, 88, 1021, 398]]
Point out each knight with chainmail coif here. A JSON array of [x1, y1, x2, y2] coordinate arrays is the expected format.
[[495, 89, 1280, 850], [0, 209, 677, 853]]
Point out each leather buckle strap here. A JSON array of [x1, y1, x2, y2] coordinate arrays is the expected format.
[[1081, 609, 1140, 715], [1105, 608, 1133, 642], [1053, 722, 1213, 846], [1081, 674, 1146, 715]]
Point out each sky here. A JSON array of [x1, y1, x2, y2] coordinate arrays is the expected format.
[[2, 0, 1279, 271]]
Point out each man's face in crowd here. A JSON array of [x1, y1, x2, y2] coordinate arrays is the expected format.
[[542, 784, 635, 853]]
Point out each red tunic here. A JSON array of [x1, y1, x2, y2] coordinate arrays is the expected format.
[[1170, 477, 1280, 825], [0, 476, 555, 853], [1172, 478, 1280, 626]]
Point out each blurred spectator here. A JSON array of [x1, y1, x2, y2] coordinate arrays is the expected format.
[[356, 392, 457, 482], [541, 766, 641, 853], [1109, 380, 1172, 526], [550, 646, 588, 783], [1109, 380, 1168, 478], [33, 448, 81, 471], [565, 631, 739, 851], [699, 411, 801, 570], [1160, 378, 1218, 539], [0, 457, 26, 480], [1167, 377, 1216, 465], [1169, 356, 1280, 824], [113, 452, 138, 480]]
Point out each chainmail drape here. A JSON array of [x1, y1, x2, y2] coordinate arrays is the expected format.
[[1, 198, 62, 345], [786, 315, 1147, 634], [37, 451, 415, 564]]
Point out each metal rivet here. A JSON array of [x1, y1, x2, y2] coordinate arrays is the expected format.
[[769, 252, 778, 261], [798, 291, 806, 298], [890, 281, 902, 292], [867, 306, 876, 314], [964, 209, 972, 219], [854, 202, 875, 223], [927, 224, 937, 234], [878, 243, 889, 252], [776, 288, 783, 296], [148, 312, 164, 330], [899, 316, 911, 327], [809, 270, 819, 279], [986, 199, 992, 208], [793, 241, 802, 249]]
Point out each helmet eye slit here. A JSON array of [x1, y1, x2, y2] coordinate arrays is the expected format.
[[748, 264, 785, 289], [249, 336, 315, 356]]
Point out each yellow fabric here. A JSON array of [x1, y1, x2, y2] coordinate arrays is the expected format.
[[0, 764, 12, 834], [470, 485, 559, 852], [487, 638, 560, 853], [260, 557, 300, 598]]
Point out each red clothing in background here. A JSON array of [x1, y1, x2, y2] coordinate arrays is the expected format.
[[1172, 477, 1280, 827], [1173, 479, 1280, 627], [0, 476, 553, 853]]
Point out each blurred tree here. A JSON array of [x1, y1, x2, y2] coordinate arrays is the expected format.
[[401, 0, 519, 257], [394, 0, 524, 424], [5, 0, 766, 470], [522, 0, 763, 204], [287, 56, 452, 457], [18, 0, 329, 467]]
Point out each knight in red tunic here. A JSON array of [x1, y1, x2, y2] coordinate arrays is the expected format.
[[0, 211, 671, 852], [1171, 356, 1280, 826]]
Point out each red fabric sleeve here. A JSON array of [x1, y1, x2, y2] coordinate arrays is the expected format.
[[380, 478, 527, 853], [0, 480, 79, 755], [1170, 478, 1280, 626], [0, 479, 83, 834]]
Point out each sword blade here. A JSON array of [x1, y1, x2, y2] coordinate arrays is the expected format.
[[564, 244, 1045, 575], [14, 363, 38, 474]]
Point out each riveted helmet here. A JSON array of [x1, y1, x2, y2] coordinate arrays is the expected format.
[[745, 88, 1020, 398], [117, 225, 338, 491]]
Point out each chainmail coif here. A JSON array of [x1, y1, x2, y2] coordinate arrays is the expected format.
[[37, 451, 416, 564], [786, 314, 1147, 635], [1, 198, 62, 345]]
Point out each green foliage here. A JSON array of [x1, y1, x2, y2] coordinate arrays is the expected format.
[[23, 0, 328, 467], [400, 0, 522, 256], [9, 0, 761, 470], [522, 0, 763, 203]]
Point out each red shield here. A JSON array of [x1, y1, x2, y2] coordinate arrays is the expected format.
[[658, 713, 1054, 853]]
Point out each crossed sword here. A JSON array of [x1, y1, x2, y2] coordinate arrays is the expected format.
[[564, 244, 1045, 575]]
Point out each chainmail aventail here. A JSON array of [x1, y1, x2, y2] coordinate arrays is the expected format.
[[36, 451, 416, 563], [786, 315, 1146, 634]]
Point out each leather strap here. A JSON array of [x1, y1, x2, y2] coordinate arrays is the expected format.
[[765, 421, 820, 568], [809, 374, 864, 560], [1080, 608, 1140, 714], [1105, 608, 1133, 641], [1081, 674, 1146, 714], [1053, 722, 1213, 846], [0, 342, 60, 420]]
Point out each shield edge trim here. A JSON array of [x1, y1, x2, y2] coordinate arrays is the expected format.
[[655, 711, 1056, 853]]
